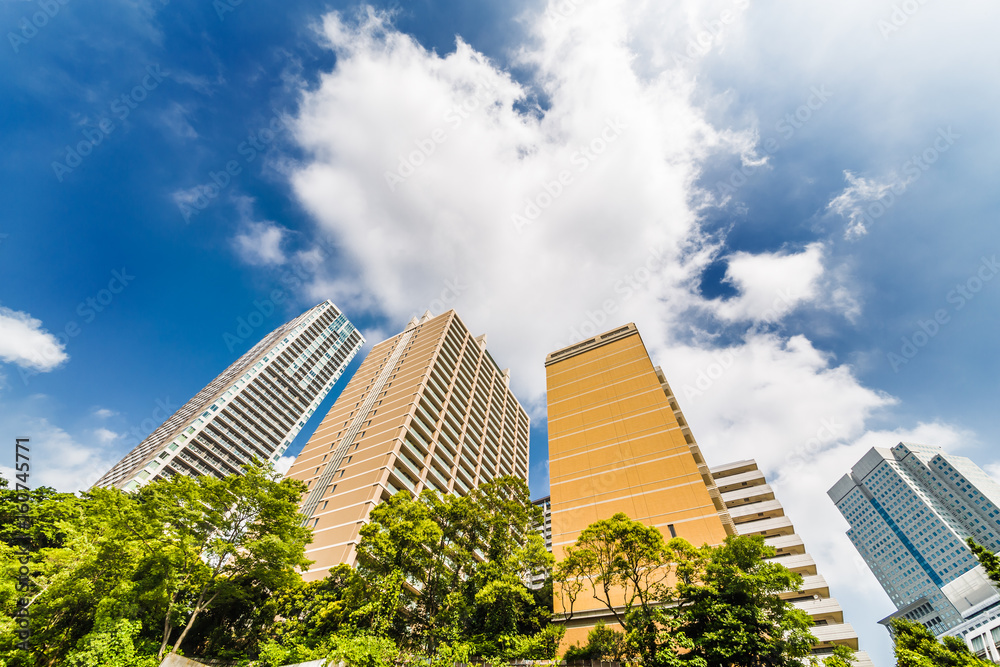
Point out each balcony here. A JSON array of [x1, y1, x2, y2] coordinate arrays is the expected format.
[[727, 499, 785, 524], [810, 622, 860, 650], [791, 596, 845, 625], [722, 483, 776, 507], [709, 459, 759, 479], [784, 574, 830, 599], [766, 552, 817, 576], [765, 533, 806, 555], [735, 514, 794, 537], [714, 469, 768, 493]]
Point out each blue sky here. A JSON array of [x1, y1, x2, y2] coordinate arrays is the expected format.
[[2, 0, 999, 663]]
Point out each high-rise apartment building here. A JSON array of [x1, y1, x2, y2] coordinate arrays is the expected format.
[[285, 310, 530, 581], [545, 323, 873, 663], [93, 300, 364, 491], [829, 443, 1000, 653], [711, 459, 874, 666]]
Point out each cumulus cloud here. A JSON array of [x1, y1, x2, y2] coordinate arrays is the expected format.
[[234, 221, 289, 266], [290, 3, 762, 398], [274, 455, 295, 476], [0, 417, 117, 492], [0, 306, 69, 372], [708, 243, 827, 323], [828, 170, 911, 239], [232, 197, 290, 266], [93, 427, 120, 443], [93, 408, 117, 418]]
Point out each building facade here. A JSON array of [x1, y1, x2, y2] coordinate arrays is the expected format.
[[829, 443, 1000, 643], [545, 323, 872, 662], [545, 324, 734, 646], [93, 300, 364, 491], [285, 310, 530, 580]]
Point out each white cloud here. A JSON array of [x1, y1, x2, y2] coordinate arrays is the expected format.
[[93, 427, 120, 443], [290, 3, 759, 398], [171, 186, 204, 216], [708, 243, 827, 323], [234, 221, 289, 266], [232, 198, 290, 266], [0, 306, 69, 372], [0, 417, 117, 492], [93, 408, 117, 419], [274, 455, 295, 476], [827, 170, 911, 239], [160, 102, 198, 139]]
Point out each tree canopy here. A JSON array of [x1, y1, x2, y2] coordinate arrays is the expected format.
[[891, 617, 992, 667], [967, 537, 1000, 588], [0, 463, 311, 666], [555, 512, 854, 667]]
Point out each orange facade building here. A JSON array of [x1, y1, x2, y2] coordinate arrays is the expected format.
[[545, 324, 733, 644], [544, 323, 874, 665], [286, 310, 530, 580]]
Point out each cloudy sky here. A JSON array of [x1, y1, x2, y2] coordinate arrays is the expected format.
[[2, 0, 998, 662]]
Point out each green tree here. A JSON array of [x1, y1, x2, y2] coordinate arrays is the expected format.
[[668, 534, 818, 667], [967, 538, 1000, 588], [0, 478, 81, 552], [553, 512, 690, 664], [62, 619, 159, 667], [353, 476, 556, 660], [563, 620, 627, 662], [555, 514, 828, 667], [891, 617, 991, 667], [139, 464, 312, 659], [256, 564, 364, 664], [0, 463, 311, 666]]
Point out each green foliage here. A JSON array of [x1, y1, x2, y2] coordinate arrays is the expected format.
[[62, 619, 159, 667], [0, 463, 311, 666], [563, 620, 626, 662], [967, 538, 1000, 588], [669, 534, 817, 667], [554, 513, 698, 665], [811, 644, 860, 667], [556, 515, 823, 667], [891, 618, 992, 667], [352, 476, 556, 660], [327, 631, 399, 667], [0, 482, 81, 552]]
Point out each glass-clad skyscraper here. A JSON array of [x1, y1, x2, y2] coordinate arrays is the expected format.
[[829, 443, 1000, 637], [93, 300, 364, 491]]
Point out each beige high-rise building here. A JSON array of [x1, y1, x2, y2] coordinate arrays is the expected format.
[[545, 323, 873, 664], [286, 310, 530, 580]]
